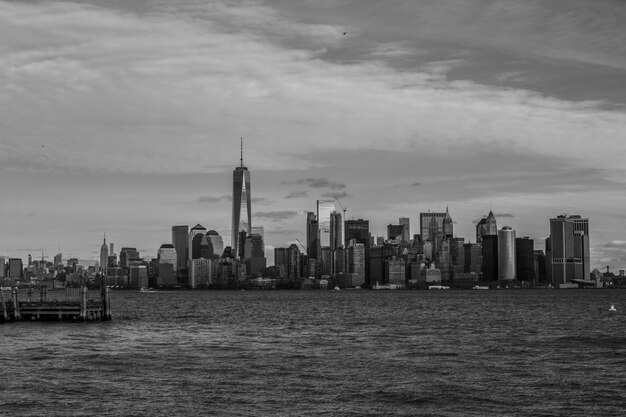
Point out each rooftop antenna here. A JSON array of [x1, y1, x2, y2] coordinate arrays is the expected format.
[[240, 136, 244, 168]]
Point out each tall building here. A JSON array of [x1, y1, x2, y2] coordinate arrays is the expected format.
[[119, 248, 140, 268], [476, 210, 498, 244], [157, 244, 178, 287], [172, 225, 189, 274], [8, 258, 22, 280], [188, 224, 207, 288], [54, 253, 63, 267], [251, 226, 265, 258], [481, 235, 498, 281], [347, 240, 365, 287], [549, 215, 590, 285], [317, 200, 336, 249], [329, 211, 343, 251], [420, 211, 447, 241], [306, 212, 318, 259], [100, 235, 108, 275], [516, 237, 535, 283], [205, 230, 224, 259], [387, 224, 404, 241], [399, 217, 410, 243], [0, 257, 5, 278], [498, 226, 516, 281], [244, 233, 266, 277], [232, 140, 251, 259], [345, 219, 370, 284]]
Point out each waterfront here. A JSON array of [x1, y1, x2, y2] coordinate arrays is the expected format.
[[1, 290, 625, 416]]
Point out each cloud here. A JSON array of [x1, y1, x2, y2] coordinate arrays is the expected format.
[[411, 182, 422, 187], [495, 213, 515, 218], [321, 191, 348, 200], [295, 178, 346, 190], [198, 195, 231, 203], [254, 211, 299, 222], [285, 191, 309, 199], [251, 197, 273, 205]]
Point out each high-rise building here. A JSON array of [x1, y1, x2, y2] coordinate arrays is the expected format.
[[464, 242, 482, 274], [345, 219, 370, 284], [516, 237, 535, 283], [205, 230, 224, 259], [0, 257, 5, 278], [54, 253, 63, 267], [244, 233, 266, 277], [8, 258, 22, 280], [385, 257, 406, 286], [119, 248, 140, 268], [317, 200, 336, 249], [481, 235, 498, 281], [476, 210, 498, 244], [420, 211, 447, 241], [157, 244, 178, 287], [399, 217, 410, 242], [189, 224, 207, 261], [100, 235, 108, 275], [172, 225, 189, 274], [549, 215, 590, 286], [306, 212, 318, 259], [232, 140, 251, 259], [330, 211, 343, 251], [347, 239, 365, 287], [498, 226, 516, 281], [387, 224, 404, 241]]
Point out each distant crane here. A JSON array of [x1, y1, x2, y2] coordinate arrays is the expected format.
[[295, 239, 307, 255], [335, 198, 347, 219]]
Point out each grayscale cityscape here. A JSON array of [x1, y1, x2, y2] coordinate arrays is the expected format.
[[1, 1, 625, 416], [2, 143, 623, 291]]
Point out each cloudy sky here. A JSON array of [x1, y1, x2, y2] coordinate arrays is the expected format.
[[1, 0, 625, 268]]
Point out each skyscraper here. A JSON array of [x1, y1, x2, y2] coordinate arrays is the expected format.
[[345, 219, 370, 285], [516, 237, 535, 283], [172, 225, 189, 280], [100, 234, 108, 275], [476, 211, 497, 243], [317, 200, 336, 249], [399, 217, 410, 242], [498, 226, 516, 281], [549, 215, 590, 286], [306, 212, 318, 259], [232, 139, 251, 259]]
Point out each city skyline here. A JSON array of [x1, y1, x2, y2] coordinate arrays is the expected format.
[[1, 0, 625, 269]]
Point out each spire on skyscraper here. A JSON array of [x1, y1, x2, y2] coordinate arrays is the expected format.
[[240, 136, 244, 168]]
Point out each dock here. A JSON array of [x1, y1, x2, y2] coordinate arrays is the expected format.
[[0, 286, 111, 323]]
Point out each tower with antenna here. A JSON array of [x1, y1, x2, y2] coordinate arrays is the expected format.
[[232, 137, 252, 259]]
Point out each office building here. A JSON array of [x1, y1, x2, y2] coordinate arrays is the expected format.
[[100, 235, 108, 275], [399, 217, 410, 243], [549, 215, 590, 285], [205, 230, 224, 259], [387, 224, 404, 242], [516, 237, 535, 283], [481, 235, 498, 281], [171, 225, 189, 274], [157, 244, 178, 287], [385, 257, 406, 286], [119, 248, 140, 268], [232, 141, 251, 259], [476, 210, 497, 244], [317, 200, 336, 249], [345, 219, 370, 284], [306, 212, 318, 259], [0, 257, 5, 278], [244, 233, 266, 277], [8, 258, 22, 280], [498, 226, 516, 281], [347, 240, 365, 287]]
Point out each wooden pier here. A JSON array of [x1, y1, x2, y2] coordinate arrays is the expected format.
[[0, 286, 111, 323]]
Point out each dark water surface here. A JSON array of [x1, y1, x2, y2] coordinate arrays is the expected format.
[[2, 290, 625, 416]]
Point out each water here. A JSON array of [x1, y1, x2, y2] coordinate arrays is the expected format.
[[1, 290, 625, 416]]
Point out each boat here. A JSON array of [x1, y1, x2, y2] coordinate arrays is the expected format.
[[473, 285, 489, 290], [609, 304, 617, 311], [333, 286, 340, 291], [428, 285, 450, 290], [372, 282, 401, 290], [139, 287, 156, 293]]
